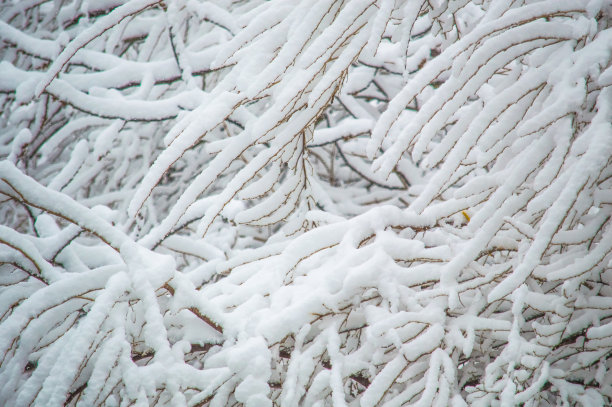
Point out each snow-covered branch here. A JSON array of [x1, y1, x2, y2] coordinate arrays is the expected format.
[[1, 0, 611, 405]]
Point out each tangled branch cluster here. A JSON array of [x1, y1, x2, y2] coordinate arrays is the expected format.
[[1, 0, 611, 405]]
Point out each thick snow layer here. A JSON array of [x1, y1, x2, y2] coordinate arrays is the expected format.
[[1, 0, 612, 405]]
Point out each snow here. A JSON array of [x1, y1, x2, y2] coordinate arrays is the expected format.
[[35, 0, 164, 97], [2, 0, 612, 405]]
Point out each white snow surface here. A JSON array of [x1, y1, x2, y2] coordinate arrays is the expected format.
[[1, 0, 612, 406]]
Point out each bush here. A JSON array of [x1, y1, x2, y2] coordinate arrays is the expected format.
[[1, 0, 611, 405]]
